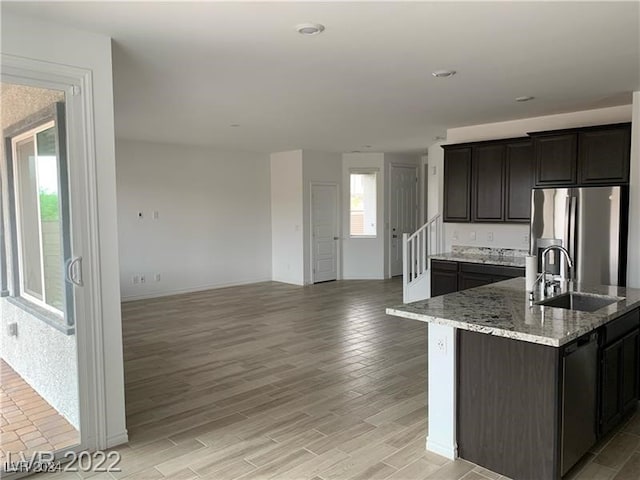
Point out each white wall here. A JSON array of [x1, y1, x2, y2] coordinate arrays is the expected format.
[[271, 150, 304, 285], [427, 142, 445, 222], [342, 152, 386, 279], [628, 92, 640, 288], [116, 140, 272, 300], [302, 150, 342, 285], [1, 13, 127, 446], [442, 104, 634, 252]]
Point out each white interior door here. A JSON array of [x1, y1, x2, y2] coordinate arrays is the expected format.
[[311, 184, 338, 283], [390, 165, 418, 276]]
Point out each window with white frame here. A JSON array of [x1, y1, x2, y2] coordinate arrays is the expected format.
[[11, 121, 65, 316], [350, 171, 377, 237]]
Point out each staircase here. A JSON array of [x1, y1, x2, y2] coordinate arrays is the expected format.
[[402, 214, 443, 303]]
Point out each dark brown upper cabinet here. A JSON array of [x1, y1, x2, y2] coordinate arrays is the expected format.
[[443, 138, 532, 224], [579, 124, 631, 185], [530, 123, 631, 188], [472, 144, 505, 222], [505, 141, 534, 222], [443, 146, 471, 222], [533, 132, 577, 186]]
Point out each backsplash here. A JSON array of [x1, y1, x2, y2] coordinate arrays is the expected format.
[[451, 245, 529, 258], [444, 223, 530, 251]]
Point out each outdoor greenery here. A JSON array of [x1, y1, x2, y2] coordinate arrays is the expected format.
[[39, 191, 60, 221]]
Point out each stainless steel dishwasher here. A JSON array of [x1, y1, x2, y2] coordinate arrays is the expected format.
[[561, 332, 598, 476]]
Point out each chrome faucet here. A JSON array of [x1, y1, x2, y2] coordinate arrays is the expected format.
[[539, 245, 574, 297]]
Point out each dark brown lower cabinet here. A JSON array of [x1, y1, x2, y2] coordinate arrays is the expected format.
[[456, 308, 640, 480], [458, 272, 493, 291], [600, 328, 640, 436], [430, 260, 458, 297], [430, 260, 525, 297], [457, 331, 560, 480]]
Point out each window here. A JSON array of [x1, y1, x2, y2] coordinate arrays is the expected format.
[[12, 121, 64, 316], [350, 171, 377, 237]]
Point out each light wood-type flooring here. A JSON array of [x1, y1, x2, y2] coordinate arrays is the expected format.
[[31, 279, 640, 479]]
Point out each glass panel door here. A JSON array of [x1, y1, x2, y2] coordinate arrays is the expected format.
[[1, 82, 80, 475]]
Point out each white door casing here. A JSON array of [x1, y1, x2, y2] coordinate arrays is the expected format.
[[311, 183, 339, 283], [390, 165, 418, 277]]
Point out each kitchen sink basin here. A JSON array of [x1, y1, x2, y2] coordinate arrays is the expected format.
[[536, 292, 620, 312]]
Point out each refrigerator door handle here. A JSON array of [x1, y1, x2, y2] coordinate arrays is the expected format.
[[569, 195, 577, 279]]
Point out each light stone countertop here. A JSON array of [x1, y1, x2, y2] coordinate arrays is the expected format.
[[386, 278, 640, 347], [429, 252, 526, 268]]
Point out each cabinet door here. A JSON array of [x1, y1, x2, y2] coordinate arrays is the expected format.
[[600, 339, 622, 436], [444, 147, 471, 222], [459, 272, 493, 291], [621, 330, 639, 414], [534, 133, 577, 186], [472, 144, 505, 222], [431, 270, 458, 297], [579, 126, 631, 185], [505, 141, 534, 222]]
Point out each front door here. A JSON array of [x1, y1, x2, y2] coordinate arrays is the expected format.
[[311, 184, 338, 283], [390, 165, 418, 276]]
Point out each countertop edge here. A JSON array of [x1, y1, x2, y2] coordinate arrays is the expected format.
[[386, 307, 561, 347], [429, 254, 526, 268]]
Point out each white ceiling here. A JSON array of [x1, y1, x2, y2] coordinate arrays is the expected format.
[[3, 1, 639, 154]]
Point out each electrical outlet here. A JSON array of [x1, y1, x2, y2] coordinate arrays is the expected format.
[[524, 234, 530, 244], [470, 231, 476, 241], [8, 323, 18, 337], [153, 211, 159, 220], [487, 232, 494, 242], [140, 274, 146, 284], [155, 273, 161, 282], [132, 275, 140, 284], [436, 336, 447, 354], [137, 211, 144, 220]]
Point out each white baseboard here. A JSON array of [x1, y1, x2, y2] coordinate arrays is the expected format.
[[121, 277, 272, 302], [106, 430, 129, 448], [426, 437, 458, 460]]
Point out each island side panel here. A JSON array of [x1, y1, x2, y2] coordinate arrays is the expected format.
[[457, 330, 561, 480], [427, 323, 458, 459]]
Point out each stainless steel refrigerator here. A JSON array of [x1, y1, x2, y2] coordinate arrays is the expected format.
[[530, 187, 628, 286]]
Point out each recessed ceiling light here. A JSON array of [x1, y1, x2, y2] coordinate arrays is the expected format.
[[515, 96, 535, 102], [432, 70, 456, 78], [296, 23, 325, 35]]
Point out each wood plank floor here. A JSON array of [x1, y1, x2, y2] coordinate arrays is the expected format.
[[30, 278, 640, 479]]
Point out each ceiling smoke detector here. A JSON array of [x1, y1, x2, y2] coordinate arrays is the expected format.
[[432, 70, 456, 78], [296, 23, 325, 35], [515, 96, 535, 102]]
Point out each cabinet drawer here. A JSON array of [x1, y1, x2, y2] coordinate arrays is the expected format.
[[459, 262, 524, 278], [602, 309, 640, 346], [431, 260, 458, 272]]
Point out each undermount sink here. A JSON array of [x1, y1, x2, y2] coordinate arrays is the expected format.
[[536, 292, 620, 312]]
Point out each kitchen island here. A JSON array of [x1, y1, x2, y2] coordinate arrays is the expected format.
[[386, 278, 640, 479]]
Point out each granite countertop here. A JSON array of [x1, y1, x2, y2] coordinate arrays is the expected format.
[[386, 278, 640, 347], [429, 246, 528, 268], [429, 252, 526, 268]]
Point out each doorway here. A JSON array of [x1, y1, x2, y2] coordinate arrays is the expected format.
[[1, 59, 105, 475], [311, 183, 339, 283], [389, 164, 418, 277]]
